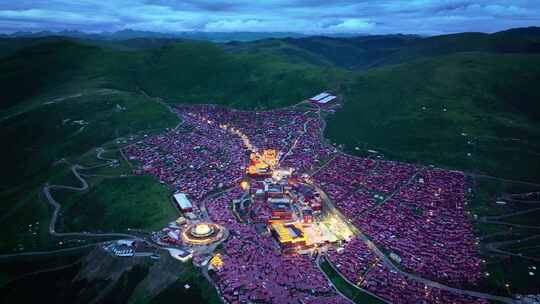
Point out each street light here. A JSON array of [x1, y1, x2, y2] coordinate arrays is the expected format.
[[505, 282, 512, 296]]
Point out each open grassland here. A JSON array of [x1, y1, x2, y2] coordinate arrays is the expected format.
[[0, 257, 86, 304], [0, 88, 177, 253], [0, 246, 93, 287], [0, 248, 218, 304], [225, 29, 540, 71], [479, 256, 540, 295], [507, 238, 540, 258], [0, 39, 336, 252], [0, 188, 50, 253], [0, 39, 342, 111], [55, 175, 177, 233], [147, 265, 221, 304], [467, 176, 540, 295], [326, 53, 540, 184], [0, 89, 176, 198], [135, 42, 342, 109], [3, 39, 539, 185], [1, 33, 540, 297]]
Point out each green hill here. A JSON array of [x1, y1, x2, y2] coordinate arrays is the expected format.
[[326, 52, 540, 183], [0, 39, 338, 110], [225, 27, 540, 70], [0, 38, 337, 186], [134, 42, 337, 108], [1, 29, 540, 255], [0, 38, 339, 253], [223, 35, 419, 70]]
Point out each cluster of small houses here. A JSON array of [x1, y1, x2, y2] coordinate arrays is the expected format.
[[112, 94, 535, 303]]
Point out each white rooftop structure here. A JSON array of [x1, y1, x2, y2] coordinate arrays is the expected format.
[[317, 95, 337, 104], [166, 248, 192, 262], [268, 197, 291, 204], [174, 193, 192, 211], [167, 230, 180, 240], [310, 92, 330, 101], [116, 240, 134, 246]]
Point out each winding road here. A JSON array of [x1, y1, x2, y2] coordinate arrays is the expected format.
[[478, 202, 540, 260], [0, 147, 153, 262], [42, 149, 142, 240], [485, 234, 540, 263]]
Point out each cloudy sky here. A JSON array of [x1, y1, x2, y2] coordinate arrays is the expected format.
[[0, 0, 539, 35]]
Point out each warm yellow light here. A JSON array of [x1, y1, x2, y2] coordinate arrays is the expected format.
[[210, 253, 224, 269], [194, 224, 211, 236], [240, 180, 249, 191]]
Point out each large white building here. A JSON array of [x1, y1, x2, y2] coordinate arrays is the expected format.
[[309, 92, 337, 104], [309, 92, 330, 101], [173, 193, 193, 212]]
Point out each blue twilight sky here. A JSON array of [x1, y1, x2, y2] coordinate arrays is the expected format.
[[0, 0, 539, 35]]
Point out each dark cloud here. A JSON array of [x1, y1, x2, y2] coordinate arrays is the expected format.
[[430, 1, 472, 14], [145, 0, 242, 12], [0, 0, 538, 34]]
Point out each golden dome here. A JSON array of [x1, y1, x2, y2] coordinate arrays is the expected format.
[[193, 224, 212, 236]]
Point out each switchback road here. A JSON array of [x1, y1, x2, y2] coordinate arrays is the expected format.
[[42, 149, 143, 240]]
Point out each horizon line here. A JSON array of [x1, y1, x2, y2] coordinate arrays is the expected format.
[[1, 25, 539, 37]]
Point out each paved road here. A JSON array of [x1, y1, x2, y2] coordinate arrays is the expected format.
[[356, 167, 425, 219], [500, 192, 540, 204], [96, 148, 118, 163], [479, 219, 540, 230], [199, 186, 236, 220], [279, 115, 315, 164]]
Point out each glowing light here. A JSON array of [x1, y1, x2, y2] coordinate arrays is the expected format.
[[181, 223, 224, 245], [240, 180, 250, 191], [210, 253, 224, 270], [193, 224, 212, 236]]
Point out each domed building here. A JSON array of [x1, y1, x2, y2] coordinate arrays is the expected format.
[[192, 223, 214, 237], [181, 222, 225, 246]]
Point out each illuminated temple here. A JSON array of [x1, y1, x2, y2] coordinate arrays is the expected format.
[[270, 222, 308, 253], [238, 145, 355, 254], [181, 223, 225, 246], [246, 149, 278, 176]]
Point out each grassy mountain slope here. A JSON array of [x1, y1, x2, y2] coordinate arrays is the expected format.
[[1, 39, 339, 110], [0, 38, 338, 253], [1, 27, 540, 298], [1, 31, 539, 246], [225, 27, 540, 70], [0, 89, 178, 253], [136, 42, 340, 108], [326, 52, 540, 182], [224, 35, 419, 70], [0, 38, 338, 201], [384, 29, 540, 66]]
